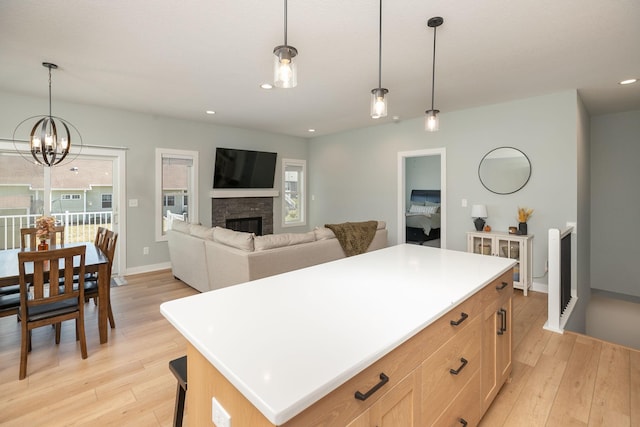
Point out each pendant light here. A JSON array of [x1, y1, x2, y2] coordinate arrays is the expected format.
[[425, 17, 443, 132], [13, 62, 82, 166], [273, 0, 298, 88], [370, 0, 388, 119]]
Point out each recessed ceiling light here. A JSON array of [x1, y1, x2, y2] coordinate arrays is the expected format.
[[260, 83, 273, 90], [205, 110, 216, 115], [308, 129, 316, 133], [619, 78, 637, 85]]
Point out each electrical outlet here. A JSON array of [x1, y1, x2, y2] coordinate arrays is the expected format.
[[212, 397, 231, 427], [143, 246, 149, 255]]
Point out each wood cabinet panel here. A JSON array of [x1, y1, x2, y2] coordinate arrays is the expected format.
[[422, 315, 481, 426], [432, 371, 482, 427]]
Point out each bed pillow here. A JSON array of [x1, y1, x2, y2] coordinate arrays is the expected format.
[[409, 204, 431, 214], [423, 205, 439, 215]]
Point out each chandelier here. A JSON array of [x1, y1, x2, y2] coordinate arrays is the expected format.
[[13, 62, 82, 166]]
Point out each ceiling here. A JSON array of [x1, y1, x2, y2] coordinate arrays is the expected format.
[[1, 0, 639, 138]]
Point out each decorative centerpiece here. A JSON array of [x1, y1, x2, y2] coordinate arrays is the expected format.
[[35, 216, 56, 250], [517, 207, 533, 235]]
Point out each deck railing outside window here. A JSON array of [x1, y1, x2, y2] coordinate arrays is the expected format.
[[0, 211, 113, 250]]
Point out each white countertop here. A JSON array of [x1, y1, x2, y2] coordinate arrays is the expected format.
[[160, 244, 515, 425]]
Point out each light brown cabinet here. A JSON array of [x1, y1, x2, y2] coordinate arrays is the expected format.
[[347, 370, 420, 427], [187, 270, 513, 427]]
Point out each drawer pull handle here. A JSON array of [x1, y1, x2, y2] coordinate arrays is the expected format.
[[459, 418, 468, 426], [449, 358, 468, 375], [496, 281, 509, 290], [500, 308, 508, 333], [497, 309, 504, 335], [354, 373, 389, 401], [450, 312, 469, 326]]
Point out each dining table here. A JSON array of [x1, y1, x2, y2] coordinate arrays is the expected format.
[[0, 242, 112, 344]]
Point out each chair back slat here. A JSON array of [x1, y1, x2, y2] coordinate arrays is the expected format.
[[20, 226, 65, 249], [18, 246, 85, 311]]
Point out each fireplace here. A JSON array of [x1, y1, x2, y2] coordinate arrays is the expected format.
[[212, 197, 273, 235], [226, 216, 263, 236]]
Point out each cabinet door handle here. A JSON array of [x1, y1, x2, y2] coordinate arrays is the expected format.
[[354, 373, 389, 401], [459, 418, 468, 426], [497, 310, 504, 335], [500, 308, 508, 333], [496, 281, 509, 290], [449, 358, 468, 375], [450, 312, 468, 326]]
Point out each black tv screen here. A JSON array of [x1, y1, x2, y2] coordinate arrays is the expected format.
[[213, 147, 277, 189]]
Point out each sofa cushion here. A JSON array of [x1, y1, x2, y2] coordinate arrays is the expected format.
[[171, 219, 191, 234], [254, 231, 316, 251], [377, 220, 386, 230], [314, 227, 336, 240], [190, 223, 214, 240], [213, 227, 255, 251]]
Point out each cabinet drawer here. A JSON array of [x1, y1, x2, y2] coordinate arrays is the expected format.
[[284, 320, 425, 426], [432, 371, 482, 427], [422, 315, 481, 426], [416, 291, 485, 361], [476, 269, 513, 307]]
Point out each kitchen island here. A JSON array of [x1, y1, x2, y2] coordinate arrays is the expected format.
[[161, 244, 516, 426]]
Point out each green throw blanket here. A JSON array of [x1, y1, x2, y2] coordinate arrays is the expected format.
[[325, 220, 378, 257]]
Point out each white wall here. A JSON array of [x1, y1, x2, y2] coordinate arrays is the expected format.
[[590, 110, 640, 298], [309, 91, 581, 291], [405, 155, 441, 205], [0, 90, 309, 271]]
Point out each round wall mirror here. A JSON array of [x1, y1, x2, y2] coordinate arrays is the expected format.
[[478, 147, 531, 194]]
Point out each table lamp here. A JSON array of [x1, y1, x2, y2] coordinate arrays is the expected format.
[[471, 204, 488, 231]]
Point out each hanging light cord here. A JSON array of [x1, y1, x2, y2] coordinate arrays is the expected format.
[[377, 0, 383, 88], [430, 25, 437, 110], [47, 65, 53, 118], [283, 0, 288, 45]]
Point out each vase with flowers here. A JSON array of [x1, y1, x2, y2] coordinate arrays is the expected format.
[[35, 216, 56, 250], [517, 207, 533, 235]]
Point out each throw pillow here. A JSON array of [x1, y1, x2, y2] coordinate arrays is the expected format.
[[254, 232, 316, 251], [213, 227, 255, 251]]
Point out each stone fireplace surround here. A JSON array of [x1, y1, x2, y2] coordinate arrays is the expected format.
[[212, 197, 273, 236]]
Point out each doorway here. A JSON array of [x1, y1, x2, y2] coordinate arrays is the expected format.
[[397, 148, 446, 248], [0, 142, 126, 276]]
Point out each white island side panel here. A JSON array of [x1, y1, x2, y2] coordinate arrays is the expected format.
[[161, 244, 515, 425]]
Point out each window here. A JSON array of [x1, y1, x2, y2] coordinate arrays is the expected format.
[[61, 194, 81, 200], [101, 194, 112, 209], [155, 148, 199, 241], [282, 159, 306, 227]]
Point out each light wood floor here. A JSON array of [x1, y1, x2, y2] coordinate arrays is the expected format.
[[0, 271, 638, 426]]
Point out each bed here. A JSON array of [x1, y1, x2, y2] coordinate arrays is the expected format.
[[406, 189, 441, 244]]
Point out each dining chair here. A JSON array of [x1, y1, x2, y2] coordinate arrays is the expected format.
[[85, 229, 118, 328], [17, 245, 88, 380], [20, 225, 65, 249]]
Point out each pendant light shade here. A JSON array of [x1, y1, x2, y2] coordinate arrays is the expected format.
[[13, 62, 82, 166], [425, 16, 443, 132], [273, 0, 298, 88], [370, 0, 388, 119]]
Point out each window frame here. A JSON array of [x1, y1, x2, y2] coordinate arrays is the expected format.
[[281, 158, 306, 227], [155, 148, 199, 241]]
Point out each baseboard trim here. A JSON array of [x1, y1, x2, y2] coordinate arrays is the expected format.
[[125, 262, 171, 276]]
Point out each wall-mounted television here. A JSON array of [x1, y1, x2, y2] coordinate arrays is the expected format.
[[213, 147, 277, 189]]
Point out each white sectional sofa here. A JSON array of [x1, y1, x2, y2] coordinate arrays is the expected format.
[[167, 220, 388, 293]]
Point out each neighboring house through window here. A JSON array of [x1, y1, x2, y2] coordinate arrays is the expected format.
[[282, 158, 306, 227]]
